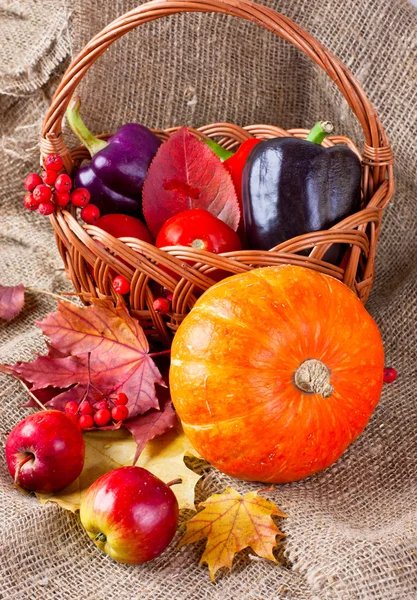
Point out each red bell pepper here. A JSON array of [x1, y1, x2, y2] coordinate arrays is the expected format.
[[224, 138, 261, 244]]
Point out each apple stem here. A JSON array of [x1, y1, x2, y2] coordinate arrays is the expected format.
[[166, 478, 182, 487], [14, 454, 34, 486], [18, 379, 47, 411], [149, 349, 171, 358]]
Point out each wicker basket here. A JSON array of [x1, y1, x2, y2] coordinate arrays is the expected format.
[[40, 0, 394, 348]]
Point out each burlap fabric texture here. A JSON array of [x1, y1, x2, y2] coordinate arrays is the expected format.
[[1, 0, 416, 598]]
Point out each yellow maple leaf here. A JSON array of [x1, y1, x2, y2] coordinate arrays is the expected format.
[[179, 487, 287, 581], [36, 425, 200, 511]]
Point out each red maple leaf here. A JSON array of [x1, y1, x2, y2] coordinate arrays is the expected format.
[[10, 299, 164, 418], [142, 127, 240, 236]]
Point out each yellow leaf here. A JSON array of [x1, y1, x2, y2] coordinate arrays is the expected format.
[[179, 487, 287, 581], [36, 425, 200, 512]]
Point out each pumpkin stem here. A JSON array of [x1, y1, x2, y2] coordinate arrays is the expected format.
[[293, 359, 334, 398]]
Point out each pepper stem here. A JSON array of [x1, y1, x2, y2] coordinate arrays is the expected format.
[[66, 96, 108, 157], [203, 139, 235, 162], [305, 121, 334, 145]]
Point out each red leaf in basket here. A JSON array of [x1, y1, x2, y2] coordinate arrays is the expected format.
[[125, 388, 178, 464], [142, 127, 240, 236], [0, 284, 24, 321], [7, 299, 164, 418]]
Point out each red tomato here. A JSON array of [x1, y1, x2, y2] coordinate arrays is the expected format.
[[156, 209, 242, 253], [95, 214, 153, 244]]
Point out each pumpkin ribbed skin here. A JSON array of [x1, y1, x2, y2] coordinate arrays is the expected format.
[[170, 265, 384, 483]]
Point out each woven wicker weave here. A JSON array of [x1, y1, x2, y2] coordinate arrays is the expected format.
[[40, 0, 394, 347]]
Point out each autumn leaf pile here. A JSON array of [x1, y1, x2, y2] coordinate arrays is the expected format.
[[3, 298, 178, 453], [1, 286, 288, 580]]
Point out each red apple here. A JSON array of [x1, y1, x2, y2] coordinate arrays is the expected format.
[[80, 466, 179, 564], [6, 410, 85, 493]]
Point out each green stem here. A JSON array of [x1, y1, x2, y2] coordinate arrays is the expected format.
[[66, 97, 108, 157], [305, 121, 334, 145], [203, 139, 235, 162]]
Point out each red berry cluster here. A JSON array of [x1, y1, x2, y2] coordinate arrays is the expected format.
[[65, 392, 129, 430], [23, 153, 100, 224]]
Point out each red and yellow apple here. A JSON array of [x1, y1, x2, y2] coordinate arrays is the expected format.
[[80, 466, 179, 564]]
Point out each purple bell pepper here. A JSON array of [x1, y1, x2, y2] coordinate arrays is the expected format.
[[66, 97, 161, 217]]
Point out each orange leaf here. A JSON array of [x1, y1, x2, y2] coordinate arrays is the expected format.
[[179, 487, 287, 581]]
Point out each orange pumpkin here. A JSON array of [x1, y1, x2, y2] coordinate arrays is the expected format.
[[170, 265, 384, 483]]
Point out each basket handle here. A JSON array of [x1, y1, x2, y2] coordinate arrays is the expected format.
[[40, 0, 392, 170]]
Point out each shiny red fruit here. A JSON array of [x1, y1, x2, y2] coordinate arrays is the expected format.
[[80, 466, 179, 564], [71, 187, 91, 208], [53, 191, 71, 208], [33, 184, 52, 203], [79, 401, 94, 415], [94, 408, 111, 427], [55, 174, 73, 192], [45, 153, 63, 172], [153, 297, 170, 314], [78, 414, 94, 429], [115, 392, 128, 406], [65, 400, 79, 415], [383, 367, 397, 383], [5, 410, 85, 493], [24, 193, 39, 211], [95, 214, 153, 243], [38, 201, 55, 216], [156, 208, 242, 253], [42, 170, 58, 185], [112, 405, 129, 422], [87, 215, 154, 282], [95, 400, 109, 411], [112, 275, 130, 295], [81, 204, 100, 224], [24, 173, 43, 192]]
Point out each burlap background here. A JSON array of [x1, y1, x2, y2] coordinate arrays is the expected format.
[[1, 0, 416, 598]]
